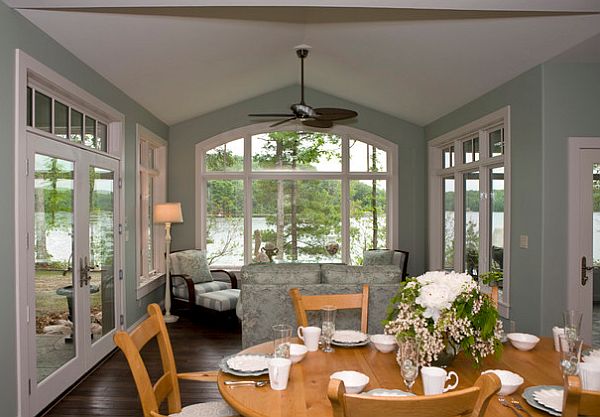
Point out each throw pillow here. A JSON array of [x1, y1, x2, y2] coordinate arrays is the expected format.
[[171, 250, 213, 283]]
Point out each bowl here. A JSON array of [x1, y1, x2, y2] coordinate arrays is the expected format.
[[482, 369, 524, 395], [330, 371, 370, 394], [507, 333, 540, 351], [289, 343, 308, 363], [370, 334, 397, 353]]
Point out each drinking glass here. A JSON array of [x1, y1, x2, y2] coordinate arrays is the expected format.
[[559, 335, 582, 376], [273, 324, 292, 358], [398, 335, 420, 392], [563, 310, 582, 342], [321, 305, 337, 353]]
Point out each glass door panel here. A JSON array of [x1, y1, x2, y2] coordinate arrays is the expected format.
[[464, 171, 480, 278], [443, 177, 455, 271], [89, 167, 115, 343], [592, 164, 600, 347], [34, 154, 75, 382]]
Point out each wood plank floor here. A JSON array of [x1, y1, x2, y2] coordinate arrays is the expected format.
[[40, 310, 242, 417]]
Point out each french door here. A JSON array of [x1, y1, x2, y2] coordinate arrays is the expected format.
[[26, 132, 121, 414], [568, 139, 600, 347]]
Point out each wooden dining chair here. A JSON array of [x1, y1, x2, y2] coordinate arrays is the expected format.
[[562, 374, 600, 417], [328, 372, 500, 417], [113, 303, 239, 417], [289, 285, 369, 333]]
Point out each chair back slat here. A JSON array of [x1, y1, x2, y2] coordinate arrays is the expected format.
[[114, 304, 182, 417], [328, 373, 500, 417], [290, 285, 369, 333]]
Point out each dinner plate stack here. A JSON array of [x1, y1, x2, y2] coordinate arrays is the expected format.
[[331, 330, 370, 347], [219, 354, 271, 376]]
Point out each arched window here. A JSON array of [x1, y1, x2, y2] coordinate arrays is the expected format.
[[196, 123, 397, 267]]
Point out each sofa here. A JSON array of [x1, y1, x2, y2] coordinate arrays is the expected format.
[[240, 263, 403, 348]]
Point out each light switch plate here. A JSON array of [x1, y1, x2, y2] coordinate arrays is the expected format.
[[519, 234, 528, 249]]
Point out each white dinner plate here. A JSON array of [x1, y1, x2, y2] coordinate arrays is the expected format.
[[332, 330, 369, 344], [226, 354, 270, 373], [533, 388, 563, 413]]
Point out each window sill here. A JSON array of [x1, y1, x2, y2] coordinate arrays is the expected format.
[[137, 273, 165, 299]]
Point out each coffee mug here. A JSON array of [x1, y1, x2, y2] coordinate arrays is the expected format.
[[421, 366, 459, 395], [579, 362, 600, 391], [268, 358, 292, 391], [297, 326, 321, 352]]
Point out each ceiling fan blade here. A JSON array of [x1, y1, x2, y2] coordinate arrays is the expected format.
[[314, 108, 358, 121], [302, 119, 334, 128], [249, 113, 296, 117], [270, 116, 297, 128]]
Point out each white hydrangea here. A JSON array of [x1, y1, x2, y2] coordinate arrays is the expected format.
[[414, 271, 476, 322]]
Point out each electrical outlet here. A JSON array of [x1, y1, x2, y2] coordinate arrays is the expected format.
[[519, 235, 528, 249]]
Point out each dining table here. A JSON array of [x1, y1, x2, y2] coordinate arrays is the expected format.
[[217, 337, 564, 417]]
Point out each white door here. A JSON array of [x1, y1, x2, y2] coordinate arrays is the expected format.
[[26, 133, 121, 414], [568, 140, 600, 347]]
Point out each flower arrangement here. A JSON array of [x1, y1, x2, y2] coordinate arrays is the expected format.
[[384, 271, 503, 366]]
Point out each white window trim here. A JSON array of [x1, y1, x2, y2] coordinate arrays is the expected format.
[[428, 106, 511, 318], [195, 121, 399, 268], [136, 124, 168, 299]]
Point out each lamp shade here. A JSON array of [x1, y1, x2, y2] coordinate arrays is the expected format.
[[154, 202, 183, 224]]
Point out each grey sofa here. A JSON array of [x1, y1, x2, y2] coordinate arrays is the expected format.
[[240, 263, 402, 348]]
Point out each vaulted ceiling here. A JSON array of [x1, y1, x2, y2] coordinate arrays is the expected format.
[[7, 1, 600, 125]]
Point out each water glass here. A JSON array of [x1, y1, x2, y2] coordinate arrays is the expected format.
[[563, 310, 582, 341], [559, 335, 582, 376], [273, 324, 292, 358], [321, 305, 337, 353], [397, 335, 420, 392]]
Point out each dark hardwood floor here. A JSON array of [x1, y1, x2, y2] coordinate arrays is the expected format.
[[40, 310, 242, 417]]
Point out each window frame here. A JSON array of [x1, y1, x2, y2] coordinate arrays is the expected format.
[[195, 121, 398, 268], [428, 107, 511, 318], [136, 125, 167, 299]]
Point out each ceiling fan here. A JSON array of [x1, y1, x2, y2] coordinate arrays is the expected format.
[[249, 45, 358, 129]]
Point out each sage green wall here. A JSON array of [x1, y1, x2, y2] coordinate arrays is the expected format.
[[0, 4, 167, 415], [541, 63, 600, 334], [168, 85, 427, 273], [425, 67, 544, 334]]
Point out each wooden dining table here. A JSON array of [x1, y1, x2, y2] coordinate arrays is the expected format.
[[217, 337, 563, 417]]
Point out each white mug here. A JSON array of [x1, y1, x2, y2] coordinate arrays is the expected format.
[[268, 358, 292, 391], [297, 326, 321, 352], [579, 362, 600, 391], [421, 366, 459, 395]]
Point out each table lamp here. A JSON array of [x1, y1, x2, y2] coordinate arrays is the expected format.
[[154, 202, 183, 323]]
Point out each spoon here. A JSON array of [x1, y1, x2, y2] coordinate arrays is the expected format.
[[224, 380, 269, 387]]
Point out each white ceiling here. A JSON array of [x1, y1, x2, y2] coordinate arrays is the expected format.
[[11, 2, 600, 126]]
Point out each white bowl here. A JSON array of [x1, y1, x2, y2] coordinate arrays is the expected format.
[[507, 333, 540, 351], [482, 369, 524, 396], [330, 371, 370, 394], [289, 343, 308, 363], [370, 334, 397, 353]]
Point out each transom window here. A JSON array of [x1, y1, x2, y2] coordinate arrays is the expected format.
[[27, 85, 109, 152], [429, 107, 510, 317], [197, 126, 397, 267]]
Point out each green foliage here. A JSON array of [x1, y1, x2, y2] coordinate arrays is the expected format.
[[480, 269, 504, 286], [445, 190, 504, 212]]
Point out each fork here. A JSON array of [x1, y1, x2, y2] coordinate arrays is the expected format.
[[498, 396, 524, 417], [510, 398, 534, 417]]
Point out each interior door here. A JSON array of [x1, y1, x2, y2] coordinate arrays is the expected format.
[[27, 132, 121, 415], [570, 148, 600, 347]]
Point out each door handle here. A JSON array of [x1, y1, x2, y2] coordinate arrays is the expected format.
[[80, 256, 92, 287], [581, 256, 593, 286]]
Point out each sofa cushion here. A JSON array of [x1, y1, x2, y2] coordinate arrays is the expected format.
[[171, 250, 213, 283], [197, 289, 240, 312], [363, 249, 394, 265], [241, 263, 321, 285], [173, 280, 231, 301], [320, 264, 402, 284]]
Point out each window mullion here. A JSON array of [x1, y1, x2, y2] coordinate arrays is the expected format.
[[454, 171, 465, 273], [479, 167, 491, 276], [341, 135, 350, 264], [244, 135, 253, 265]]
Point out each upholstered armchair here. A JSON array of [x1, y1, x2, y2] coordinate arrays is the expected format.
[[169, 249, 240, 315]]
